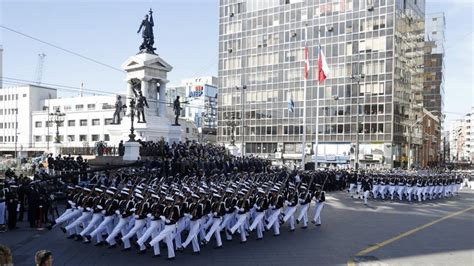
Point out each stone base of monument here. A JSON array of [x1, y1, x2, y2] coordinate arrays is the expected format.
[[227, 145, 241, 157], [108, 115, 182, 145], [123, 141, 141, 161], [52, 142, 63, 157]]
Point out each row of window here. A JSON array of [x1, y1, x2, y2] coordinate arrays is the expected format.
[[0, 108, 18, 115], [34, 118, 113, 128], [221, 123, 386, 136], [47, 103, 115, 112], [0, 94, 22, 101], [0, 122, 18, 129], [34, 134, 110, 142], [0, 136, 17, 143]]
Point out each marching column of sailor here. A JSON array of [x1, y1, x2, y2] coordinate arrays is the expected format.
[[53, 168, 329, 260]]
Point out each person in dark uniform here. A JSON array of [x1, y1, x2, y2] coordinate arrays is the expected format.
[[362, 175, 373, 205], [6, 185, 19, 230]]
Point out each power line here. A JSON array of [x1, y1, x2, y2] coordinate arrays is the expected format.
[[0, 25, 125, 73], [0, 77, 213, 109]]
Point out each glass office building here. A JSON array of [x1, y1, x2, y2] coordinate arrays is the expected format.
[[218, 0, 425, 169]]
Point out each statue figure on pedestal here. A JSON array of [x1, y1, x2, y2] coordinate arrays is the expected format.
[[173, 96, 182, 126], [137, 9, 156, 54], [112, 95, 126, 124], [136, 91, 149, 123]]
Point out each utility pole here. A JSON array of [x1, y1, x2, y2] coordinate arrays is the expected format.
[[236, 85, 247, 156], [351, 74, 365, 171]]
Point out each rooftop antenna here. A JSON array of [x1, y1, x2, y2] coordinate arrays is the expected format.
[[35, 53, 46, 85]]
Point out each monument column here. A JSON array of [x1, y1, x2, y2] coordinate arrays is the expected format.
[[158, 80, 168, 117], [126, 81, 133, 115]]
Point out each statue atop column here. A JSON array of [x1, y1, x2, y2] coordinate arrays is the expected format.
[[137, 8, 156, 54]]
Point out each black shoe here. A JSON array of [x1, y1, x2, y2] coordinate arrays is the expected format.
[[256, 237, 263, 241], [137, 250, 146, 255], [108, 244, 117, 249], [301, 226, 308, 229], [145, 243, 151, 249], [311, 221, 316, 224], [240, 240, 247, 244], [75, 235, 83, 241], [316, 224, 321, 226], [122, 247, 131, 252], [153, 254, 161, 258], [290, 229, 295, 232], [67, 234, 76, 239], [95, 241, 105, 247], [176, 247, 184, 252], [296, 219, 300, 224], [167, 257, 175, 260], [226, 238, 232, 242], [193, 251, 200, 255], [61, 227, 66, 234], [46, 224, 53, 231], [214, 245, 223, 249], [273, 234, 280, 237]]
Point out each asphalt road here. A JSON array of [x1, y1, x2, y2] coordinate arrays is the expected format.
[[3, 189, 474, 266]]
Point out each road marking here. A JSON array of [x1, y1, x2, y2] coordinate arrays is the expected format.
[[347, 205, 474, 266]]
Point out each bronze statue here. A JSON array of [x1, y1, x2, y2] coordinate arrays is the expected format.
[[137, 9, 156, 54], [136, 91, 149, 123], [173, 96, 182, 126], [130, 79, 142, 98], [112, 95, 126, 124]]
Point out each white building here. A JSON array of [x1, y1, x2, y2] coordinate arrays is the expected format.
[[0, 85, 57, 157], [31, 95, 119, 153], [448, 107, 474, 162]]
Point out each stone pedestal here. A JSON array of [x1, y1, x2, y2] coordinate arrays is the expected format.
[[52, 142, 63, 157], [227, 145, 241, 157], [123, 141, 141, 161]]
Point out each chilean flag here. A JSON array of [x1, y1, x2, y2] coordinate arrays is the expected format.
[[317, 45, 330, 84], [304, 42, 310, 80]]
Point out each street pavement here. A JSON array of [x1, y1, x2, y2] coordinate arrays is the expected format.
[[2, 189, 474, 266]]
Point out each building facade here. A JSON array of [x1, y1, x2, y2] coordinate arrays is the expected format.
[[420, 108, 439, 167], [0, 85, 57, 157], [218, 0, 426, 169], [448, 108, 474, 163]]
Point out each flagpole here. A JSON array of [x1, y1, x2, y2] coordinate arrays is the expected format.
[[314, 29, 321, 170], [300, 25, 308, 170]]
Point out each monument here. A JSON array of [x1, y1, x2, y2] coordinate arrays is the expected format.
[[108, 8, 182, 161]]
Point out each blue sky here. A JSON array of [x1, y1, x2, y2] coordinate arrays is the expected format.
[[1, 0, 473, 125]]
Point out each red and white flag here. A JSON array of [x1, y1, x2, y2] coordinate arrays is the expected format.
[[317, 45, 330, 84], [304, 42, 310, 80]]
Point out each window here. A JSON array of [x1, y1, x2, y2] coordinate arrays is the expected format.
[[67, 135, 75, 141], [46, 121, 53, 127], [0, 123, 2, 129], [35, 121, 42, 128], [46, 135, 53, 142], [64, 105, 72, 111], [92, 119, 100, 126], [104, 134, 110, 141], [91, 134, 100, 141], [34, 136, 42, 142], [23, 94, 27, 98], [0, 136, 3, 142], [104, 118, 113, 125], [87, 104, 96, 110], [79, 135, 87, 141], [80, 119, 87, 126], [76, 104, 84, 111], [432, 18, 437, 21], [68, 120, 76, 126]]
